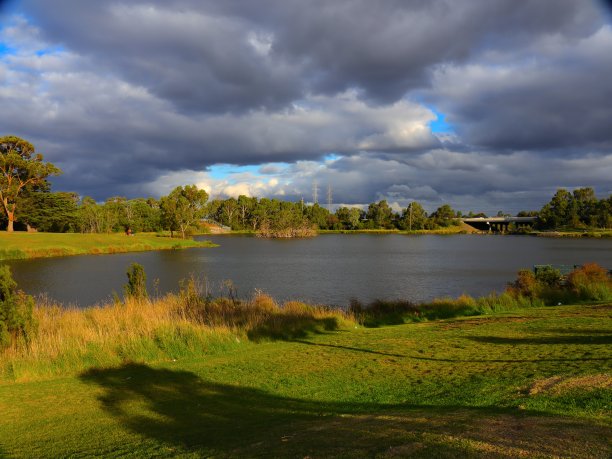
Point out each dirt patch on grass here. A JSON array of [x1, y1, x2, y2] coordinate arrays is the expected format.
[[530, 374, 612, 396]]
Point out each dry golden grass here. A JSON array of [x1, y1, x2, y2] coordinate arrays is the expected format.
[[529, 374, 612, 396], [1, 291, 353, 380]]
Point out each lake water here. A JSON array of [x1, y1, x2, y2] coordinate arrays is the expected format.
[[7, 234, 612, 307]]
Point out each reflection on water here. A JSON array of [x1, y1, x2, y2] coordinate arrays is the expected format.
[[7, 234, 612, 307]]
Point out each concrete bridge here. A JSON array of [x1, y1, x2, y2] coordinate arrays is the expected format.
[[462, 216, 537, 233]]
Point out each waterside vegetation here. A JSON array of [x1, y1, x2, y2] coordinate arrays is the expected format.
[[1, 263, 610, 378]]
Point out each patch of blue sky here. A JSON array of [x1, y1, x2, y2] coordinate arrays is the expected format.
[[324, 153, 341, 162], [207, 164, 261, 180], [0, 42, 16, 57], [428, 108, 454, 134]]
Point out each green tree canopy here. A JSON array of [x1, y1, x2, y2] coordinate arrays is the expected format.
[[366, 200, 394, 229], [335, 206, 362, 230], [430, 204, 458, 227], [400, 201, 427, 230], [160, 185, 209, 238], [17, 190, 79, 232], [0, 136, 62, 231]]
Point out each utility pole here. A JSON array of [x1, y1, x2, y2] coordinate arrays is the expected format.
[[327, 184, 332, 212], [409, 203, 413, 231], [313, 180, 318, 204]]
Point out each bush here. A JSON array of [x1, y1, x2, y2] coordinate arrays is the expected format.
[[567, 263, 612, 301], [0, 265, 36, 348], [124, 263, 148, 300], [508, 269, 539, 298], [507, 263, 611, 305], [534, 266, 563, 288]]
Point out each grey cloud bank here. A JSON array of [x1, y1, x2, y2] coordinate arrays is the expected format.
[[0, 0, 611, 212]]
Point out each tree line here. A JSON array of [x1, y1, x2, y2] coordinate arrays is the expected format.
[[535, 188, 612, 230], [1, 136, 611, 235], [1, 191, 465, 235]]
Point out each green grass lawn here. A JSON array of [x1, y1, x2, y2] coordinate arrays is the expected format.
[[0, 304, 610, 458], [0, 232, 216, 260]]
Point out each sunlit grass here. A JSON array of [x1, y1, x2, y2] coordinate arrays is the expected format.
[[0, 232, 215, 260]]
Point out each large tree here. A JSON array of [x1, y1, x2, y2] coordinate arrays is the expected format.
[[17, 190, 79, 233], [0, 136, 61, 231], [429, 204, 458, 228], [160, 185, 208, 238], [366, 200, 394, 229], [400, 201, 427, 230]]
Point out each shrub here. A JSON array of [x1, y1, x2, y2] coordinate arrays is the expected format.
[[534, 266, 563, 288], [0, 265, 36, 348], [124, 263, 148, 300], [567, 263, 612, 301], [507, 269, 539, 298], [507, 263, 611, 305]]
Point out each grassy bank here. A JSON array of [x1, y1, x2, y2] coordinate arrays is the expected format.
[[534, 229, 612, 238], [0, 301, 610, 457], [0, 292, 351, 381], [0, 232, 216, 261]]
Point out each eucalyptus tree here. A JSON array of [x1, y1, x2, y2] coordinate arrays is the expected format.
[[429, 204, 458, 227], [335, 206, 362, 229], [365, 200, 394, 229], [400, 201, 427, 230], [0, 136, 61, 231], [160, 185, 208, 238]]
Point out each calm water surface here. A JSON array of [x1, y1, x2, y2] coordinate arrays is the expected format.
[[8, 234, 612, 307]]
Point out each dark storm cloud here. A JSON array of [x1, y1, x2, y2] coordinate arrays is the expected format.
[[428, 26, 612, 151], [20, 0, 605, 114], [1, 0, 610, 207]]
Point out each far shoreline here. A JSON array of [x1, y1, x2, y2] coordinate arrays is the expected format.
[[0, 232, 217, 262], [2, 227, 611, 262]]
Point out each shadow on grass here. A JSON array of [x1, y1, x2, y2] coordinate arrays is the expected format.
[[467, 334, 612, 346], [409, 355, 611, 363], [246, 315, 340, 342], [291, 339, 406, 357], [543, 328, 612, 335], [80, 363, 611, 458]]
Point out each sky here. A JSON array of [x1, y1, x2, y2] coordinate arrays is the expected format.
[[1, 0, 611, 214]]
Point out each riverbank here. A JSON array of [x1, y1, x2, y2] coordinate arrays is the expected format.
[[0, 232, 216, 261], [0, 300, 609, 457], [534, 229, 612, 238], [320, 226, 468, 235], [202, 226, 468, 236]]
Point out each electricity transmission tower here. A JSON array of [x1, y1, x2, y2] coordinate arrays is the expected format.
[[327, 184, 332, 212], [313, 180, 319, 204]]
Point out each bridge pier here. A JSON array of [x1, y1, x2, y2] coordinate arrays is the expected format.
[[462, 216, 537, 233]]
